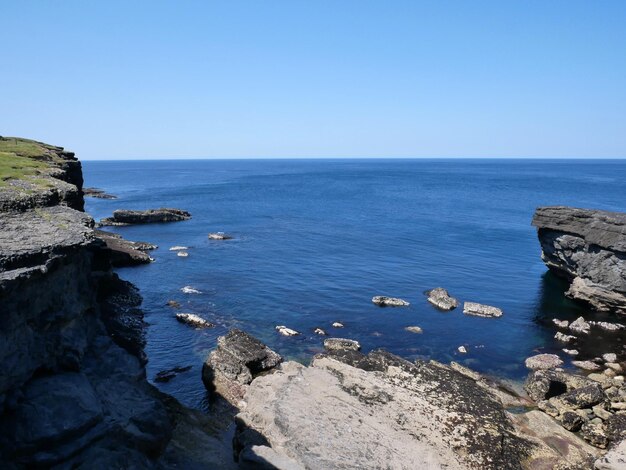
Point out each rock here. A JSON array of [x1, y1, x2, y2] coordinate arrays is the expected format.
[[555, 331, 576, 343], [177, 251, 189, 257], [594, 439, 626, 469], [593, 404, 613, 421], [371, 295, 410, 307], [176, 313, 214, 329], [313, 328, 327, 335], [462, 302, 503, 318], [591, 321, 626, 331], [525, 354, 564, 370], [524, 369, 594, 401], [559, 410, 585, 431], [570, 316, 591, 334], [581, 421, 610, 448], [532, 206, 626, 314], [553, 319, 570, 328], [202, 329, 282, 405], [332, 322, 344, 328], [167, 300, 181, 308], [573, 360, 603, 371], [100, 208, 191, 226], [405, 326, 423, 334], [458, 346, 468, 354], [275, 325, 299, 336], [425, 287, 458, 310], [551, 383, 606, 410], [238, 445, 305, 470], [323, 338, 361, 351], [181, 286, 201, 294], [208, 232, 233, 240], [83, 187, 117, 199], [564, 349, 580, 356], [605, 414, 626, 443], [604, 353, 618, 363], [237, 350, 600, 469], [94, 230, 154, 266], [155, 365, 193, 383], [607, 363, 623, 373], [169, 246, 188, 251]]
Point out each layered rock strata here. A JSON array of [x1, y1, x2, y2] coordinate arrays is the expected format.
[[532, 206, 626, 314]]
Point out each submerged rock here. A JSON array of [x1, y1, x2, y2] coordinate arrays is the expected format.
[[463, 302, 503, 318], [100, 208, 191, 226], [167, 300, 181, 308], [372, 296, 410, 307], [525, 353, 564, 370], [202, 329, 282, 405], [426, 288, 459, 311], [175, 313, 214, 329], [332, 321, 344, 328], [177, 251, 189, 257], [555, 331, 577, 343], [154, 365, 193, 383], [181, 286, 201, 294], [169, 246, 188, 251], [532, 206, 626, 314]]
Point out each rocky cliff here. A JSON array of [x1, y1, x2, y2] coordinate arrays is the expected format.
[[532, 206, 626, 314], [0, 138, 234, 468]]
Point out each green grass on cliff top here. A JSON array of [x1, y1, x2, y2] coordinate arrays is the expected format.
[[0, 137, 60, 186]]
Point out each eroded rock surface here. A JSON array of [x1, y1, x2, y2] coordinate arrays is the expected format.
[[100, 208, 191, 226], [532, 206, 626, 314], [426, 287, 459, 310]]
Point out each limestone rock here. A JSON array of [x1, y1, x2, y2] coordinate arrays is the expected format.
[[94, 229, 154, 267], [405, 326, 423, 334], [532, 206, 626, 314], [573, 360, 603, 371], [595, 439, 626, 469], [202, 329, 282, 405], [555, 331, 576, 343], [83, 187, 116, 199], [371, 295, 410, 307], [100, 208, 191, 226], [463, 301, 503, 318], [323, 338, 361, 351], [275, 325, 299, 336], [176, 313, 214, 329], [426, 287, 459, 310], [570, 316, 591, 334], [525, 353, 564, 370], [208, 232, 233, 240]]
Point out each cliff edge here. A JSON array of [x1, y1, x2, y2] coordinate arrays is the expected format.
[[532, 206, 626, 314]]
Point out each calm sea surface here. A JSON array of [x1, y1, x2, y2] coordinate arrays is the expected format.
[[82, 159, 626, 410]]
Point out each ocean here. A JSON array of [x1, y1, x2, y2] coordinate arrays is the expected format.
[[82, 158, 626, 410]]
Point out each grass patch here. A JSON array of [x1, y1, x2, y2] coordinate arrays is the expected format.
[[0, 137, 63, 187]]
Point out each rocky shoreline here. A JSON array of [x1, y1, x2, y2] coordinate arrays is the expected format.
[[1, 138, 626, 468]]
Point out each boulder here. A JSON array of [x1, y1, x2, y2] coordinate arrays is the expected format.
[[570, 316, 591, 334], [462, 302, 503, 318], [181, 286, 201, 294], [425, 288, 459, 310], [553, 319, 570, 328], [551, 383, 606, 410], [332, 322, 344, 328], [405, 326, 423, 334], [275, 325, 299, 336], [525, 354, 563, 371], [582, 421, 610, 448], [202, 329, 282, 405], [94, 230, 154, 267], [573, 360, 603, 371], [594, 439, 626, 469], [604, 353, 618, 363], [555, 332, 576, 343], [208, 232, 233, 240], [100, 208, 191, 226], [532, 206, 626, 314], [175, 313, 214, 329], [371, 296, 410, 307]]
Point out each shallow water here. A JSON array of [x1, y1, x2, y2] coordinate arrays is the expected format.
[[82, 158, 626, 410]]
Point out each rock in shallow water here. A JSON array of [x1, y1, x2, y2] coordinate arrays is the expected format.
[[371, 295, 410, 307], [208, 232, 233, 240], [323, 338, 361, 351], [525, 353, 564, 370], [405, 326, 423, 334], [426, 287, 458, 310], [175, 313, 214, 329], [100, 208, 191, 226], [275, 325, 299, 336], [463, 301, 503, 318]]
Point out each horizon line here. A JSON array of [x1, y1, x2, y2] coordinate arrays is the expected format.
[[80, 155, 626, 161]]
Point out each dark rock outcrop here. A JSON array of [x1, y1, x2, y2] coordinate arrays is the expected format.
[[100, 208, 191, 226], [202, 329, 282, 406], [532, 206, 626, 314], [94, 229, 155, 267], [83, 187, 117, 199]]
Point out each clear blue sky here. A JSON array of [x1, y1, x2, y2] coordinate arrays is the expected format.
[[1, 1, 625, 159]]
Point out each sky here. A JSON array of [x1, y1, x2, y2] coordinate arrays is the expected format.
[[1, 1, 625, 159]]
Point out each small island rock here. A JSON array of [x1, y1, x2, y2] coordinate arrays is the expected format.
[[426, 288, 459, 311], [372, 296, 410, 307], [463, 302, 503, 318]]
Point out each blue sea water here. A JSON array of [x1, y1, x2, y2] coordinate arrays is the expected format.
[[82, 159, 626, 410]]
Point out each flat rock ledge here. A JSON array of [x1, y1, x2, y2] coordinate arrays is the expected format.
[[372, 295, 410, 307], [202, 329, 282, 406], [94, 229, 156, 267], [532, 206, 626, 314], [463, 301, 503, 318], [235, 345, 601, 469], [100, 208, 191, 226], [426, 287, 459, 310]]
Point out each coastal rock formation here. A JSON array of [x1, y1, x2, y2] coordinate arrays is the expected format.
[[100, 208, 191, 226], [463, 301, 503, 318], [235, 346, 600, 469], [0, 138, 234, 467], [426, 287, 459, 310], [83, 187, 117, 199], [524, 354, 564, 370], [372, 295, 410, 306], [202, 329, 282, 405], [175, 313, 214, 329], [94, 229, 155, 266], [323, 337, 361, 351], [532, 206, 626, 314], [208, 232, 233, 240]]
